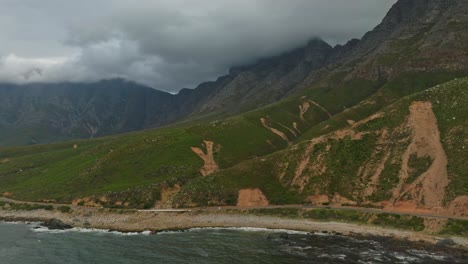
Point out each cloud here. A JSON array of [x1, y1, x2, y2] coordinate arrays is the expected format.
[[0, 0, 397, 92], [0, 54, 70, 83]]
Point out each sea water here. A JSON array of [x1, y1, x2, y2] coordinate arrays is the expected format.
[[0, 222, 466, 264]]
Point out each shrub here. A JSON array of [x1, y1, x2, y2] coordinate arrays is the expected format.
[[57, 206, 72, 213]]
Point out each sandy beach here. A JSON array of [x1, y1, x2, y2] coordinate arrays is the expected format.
[[1, 207, 467, 249]]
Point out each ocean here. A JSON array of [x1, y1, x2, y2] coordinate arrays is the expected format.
[[0, 222, 466, 263]]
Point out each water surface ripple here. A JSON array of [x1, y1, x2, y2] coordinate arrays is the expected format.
[[0, 222, 466, 264]]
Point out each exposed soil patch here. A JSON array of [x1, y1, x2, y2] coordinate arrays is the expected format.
[[71, 197, 102, 207], [424, 218, 448, 233], [308, 100, 332, 118], [291, 138, 323, 190], [277, 162, 290, 180], [156, 185, 181, 208], [299, 101, 310, 121], [331, 193, 357, 206], [390, 101, 449, 210], [260, 118, 291, 145], [266, 140, 276, 148], [306, 194, 330, 205], [310, 151, 328, 176], [289, 112, 386, 191], [275, 120, 297, 137], [354, 112, 385, 127], [384, 200, 432, 214], [237, 188, 269, 207], [448, 196, 468, 217], [114, 201, 129, 207], [191, 140, 220, 176], [293, 122, 301, 133]]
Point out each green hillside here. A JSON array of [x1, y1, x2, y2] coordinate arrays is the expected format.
[[1, 74, 466, 210], [177, 77, 467, 209]]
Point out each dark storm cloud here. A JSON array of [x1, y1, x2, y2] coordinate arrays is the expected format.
[[0, 0, 397, 92]]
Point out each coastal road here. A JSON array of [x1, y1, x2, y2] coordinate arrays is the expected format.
[[1, 196, 467, 221], [193, 204, 468, 221]]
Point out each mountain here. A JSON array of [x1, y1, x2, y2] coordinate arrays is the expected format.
[[0, 39, 335, 147], [189, 38, 334, 115], [340, 0, 468, 80], [3, 1, 467, 148], [0, 0, 467, 222], [0, 80, 169, 146]]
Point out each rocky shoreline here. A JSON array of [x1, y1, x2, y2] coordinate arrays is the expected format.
[[1, 207, 467, 250]]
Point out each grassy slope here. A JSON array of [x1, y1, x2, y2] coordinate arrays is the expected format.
[[177, 77, 467, 206], [0, 73, 466, 208], [0, 96, 328, 203]]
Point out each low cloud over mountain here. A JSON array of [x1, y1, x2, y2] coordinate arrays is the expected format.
[[0, 0, 395, 92]]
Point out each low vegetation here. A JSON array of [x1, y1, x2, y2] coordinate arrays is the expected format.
[[439, 219, 468, 236], [244, 208, 427, 232], [0, 202, 53, 211]]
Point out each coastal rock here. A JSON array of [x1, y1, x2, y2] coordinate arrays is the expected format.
[[436, 238, 456, 247], [42, 219, 72, 230]]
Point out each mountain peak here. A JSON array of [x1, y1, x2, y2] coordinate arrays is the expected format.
[[306, 38, 331, 48], [381, 0, 456, 27], [338, 0, 468, 80]]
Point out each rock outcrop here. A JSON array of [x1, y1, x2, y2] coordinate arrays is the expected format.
[[42, 219, 72, 230]]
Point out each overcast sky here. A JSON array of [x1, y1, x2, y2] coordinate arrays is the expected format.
[[0, 0, 397, 93]]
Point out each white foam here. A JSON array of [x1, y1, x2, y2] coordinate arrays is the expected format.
[[1, 221, 41, 225], [31, 226, 151, 236], [30, 225, 324, 237], [330, 254, 346, 260], [281, 245, 308, 257], [406, 250, 448, 261], [318, 253, 348, 260], [312, 231, 333, 236], [165, 226, 311, 235], [393, 252, 419, 262]]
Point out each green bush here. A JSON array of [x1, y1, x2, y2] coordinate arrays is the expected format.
[[372, 213, 424, 231], [439, 220, 468, 235], [57, 206, 72, 213], [7, 203, 53, 211]]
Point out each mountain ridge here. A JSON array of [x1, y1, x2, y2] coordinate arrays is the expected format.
[[0, 38, 336, 147], [2, 0, 468, 148]]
